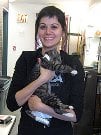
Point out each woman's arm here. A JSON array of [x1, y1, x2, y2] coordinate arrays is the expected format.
[[6, 51, 55, 111], [28, 95, 77, 122], [69, 56, 85, 122], [15, 67, 55, 107]]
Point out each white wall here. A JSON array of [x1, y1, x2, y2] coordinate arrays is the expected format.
[[7, 1, 89, 76], [8, 3, 46, 76], [58, 1, 89, 54], [84, 2, 101, 67]]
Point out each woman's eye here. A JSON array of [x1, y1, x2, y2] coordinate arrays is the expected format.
[[39, 25, 46, 30], [51, 25, 58, 30]]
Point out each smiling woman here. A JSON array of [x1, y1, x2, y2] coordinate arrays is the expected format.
[[6, 6, 85, 135]]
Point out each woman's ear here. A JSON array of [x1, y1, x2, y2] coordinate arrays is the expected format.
[[61, 32, 66, 43]]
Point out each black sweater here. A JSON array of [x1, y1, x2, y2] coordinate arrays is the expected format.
[[6, 48, 85, 133]]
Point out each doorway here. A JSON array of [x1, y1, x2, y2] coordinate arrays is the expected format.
[[2, 9, 8, 76]]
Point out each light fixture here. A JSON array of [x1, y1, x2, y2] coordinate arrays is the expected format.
[[95, 30, 101, 37], [9, 0, 16, 2]]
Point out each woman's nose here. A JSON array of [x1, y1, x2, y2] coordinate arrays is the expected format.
[[46, 27, 51, 34]]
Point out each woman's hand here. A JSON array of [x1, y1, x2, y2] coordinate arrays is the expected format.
[[28, 95, 42, 111], [38, 67, 55, 84]]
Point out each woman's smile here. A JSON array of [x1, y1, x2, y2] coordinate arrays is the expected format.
[[44, 37, 55, 40]]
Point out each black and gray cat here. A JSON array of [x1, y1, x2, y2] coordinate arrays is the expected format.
[[30, 49, 77, 114]]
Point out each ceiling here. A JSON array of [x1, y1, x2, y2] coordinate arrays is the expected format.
[[9, 0, 101, 8], [9, 0, 92, 5]]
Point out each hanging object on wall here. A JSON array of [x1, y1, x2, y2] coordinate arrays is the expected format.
[[12, 45, 16, 51], [17, 13, 28, 23]]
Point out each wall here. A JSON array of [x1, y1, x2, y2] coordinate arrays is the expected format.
[[89, 0, 101, 6], [8, 3, 46, 76], [84, 2, 101, 67], [7, 1, 89, 76]]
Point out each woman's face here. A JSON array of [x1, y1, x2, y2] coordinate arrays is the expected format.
[[37, 16, 63, 51]]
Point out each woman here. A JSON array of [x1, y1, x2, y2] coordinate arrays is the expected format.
[[6, 6, 85, 135]]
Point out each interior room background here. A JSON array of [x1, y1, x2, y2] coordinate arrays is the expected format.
[[0, 1, 101, 135]]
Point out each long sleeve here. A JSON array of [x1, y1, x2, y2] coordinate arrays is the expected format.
[[69, 56, 85, 122], [6, 51, 37, 111], [60, 51, 85, 122]]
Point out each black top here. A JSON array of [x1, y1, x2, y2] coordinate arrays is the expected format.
[[6, 48, 85, 135]]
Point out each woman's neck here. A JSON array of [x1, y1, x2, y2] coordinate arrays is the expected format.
[[42, 46, 60, 55]]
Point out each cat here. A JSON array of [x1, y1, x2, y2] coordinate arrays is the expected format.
[[26, 49, 77, 126]]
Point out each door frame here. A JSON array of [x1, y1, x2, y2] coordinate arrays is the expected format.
[[2, 8, 8, 76]]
